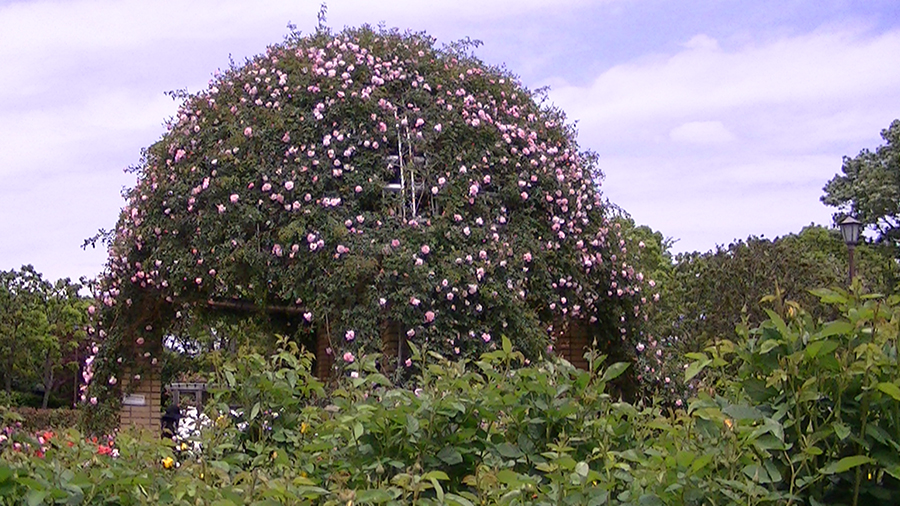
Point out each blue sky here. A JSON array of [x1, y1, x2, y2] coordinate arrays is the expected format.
[[1, 0, 899, 282]]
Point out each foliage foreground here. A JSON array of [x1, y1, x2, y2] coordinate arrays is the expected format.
[[4, 288, 900, 505]]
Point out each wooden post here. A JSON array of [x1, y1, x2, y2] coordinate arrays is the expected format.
[[315, 326, 334, 379]]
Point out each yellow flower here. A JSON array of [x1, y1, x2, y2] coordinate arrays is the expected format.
[[179, 442, 188, 451], [724, 418, 734, 430], [162, 456, 175, 469], [300, 422, 309, 434]]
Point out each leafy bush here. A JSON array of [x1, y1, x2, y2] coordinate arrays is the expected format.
[[8, 289, 900, 504], [6, 408, 80, 433], [688, 285, 900, 505]]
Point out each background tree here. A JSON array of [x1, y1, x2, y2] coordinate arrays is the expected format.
[[0, 267, 91, 408], [634, 225, 898, 402], [34, 278, 89, 409], [822, 119, 900, 247], [0, 266, 48, 396]]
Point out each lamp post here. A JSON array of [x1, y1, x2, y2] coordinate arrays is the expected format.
[[839, 216, 862, 285]]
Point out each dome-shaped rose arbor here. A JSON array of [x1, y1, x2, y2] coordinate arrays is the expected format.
[[83, 25, 655, 430]]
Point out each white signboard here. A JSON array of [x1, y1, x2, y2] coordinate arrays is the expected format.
[[122, 394, 146, 406]]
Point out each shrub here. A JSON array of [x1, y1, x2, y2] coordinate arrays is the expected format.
[[7, 408, 80, 432], [688, 285, 900, 505]]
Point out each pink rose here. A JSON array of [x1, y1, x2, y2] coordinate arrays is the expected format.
[[244, 127, 253, 137], [345, 330, 355, 341], [420, 244, 430, 255], [342, 352, 355, 363]]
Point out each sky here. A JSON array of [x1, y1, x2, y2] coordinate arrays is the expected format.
[[1, 0, 899, 283]]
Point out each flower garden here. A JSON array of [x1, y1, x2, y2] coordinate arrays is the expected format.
[[2, 23, 900, 505]]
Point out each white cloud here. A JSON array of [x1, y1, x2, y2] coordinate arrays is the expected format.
[[670, 120, 735, 144], [549, 27, 900, 136], [544, 24, 900, 252]]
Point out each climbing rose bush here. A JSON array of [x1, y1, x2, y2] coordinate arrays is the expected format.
[[85, 25, 655, 408]]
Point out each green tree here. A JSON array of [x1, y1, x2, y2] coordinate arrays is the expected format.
[[822, 119, 900, 246], [0, 266, 49, 395], [34, 278, 89, 409], [640, 226, 899, 403]]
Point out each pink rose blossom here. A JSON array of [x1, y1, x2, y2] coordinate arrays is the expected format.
[[345, 330, 355, 341], [424, 311, 435, 323], [342, 352, 355, 363], [244, 127, 253, 137], [420, 244, 430, 255]]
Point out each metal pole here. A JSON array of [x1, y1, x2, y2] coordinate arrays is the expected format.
[[848, 244, 856, 285]]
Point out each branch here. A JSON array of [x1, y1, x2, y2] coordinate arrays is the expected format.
[[205, 298, 305, 315]]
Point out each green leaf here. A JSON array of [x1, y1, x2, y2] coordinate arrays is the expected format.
[[422, 470, 450, 481], [878, 382, 900, 401], [833, 422, 851, 441], [250, 402, 260, 421], [742, 462, 781, 484], [820, 455, 874, 475], [444, 493, 477, 506], [885, 466, 900, 482], [723, 404, 765, 421], [805, 339, 839, 359], [759, 339, 781, 354], [575, 461, 590, 478], [685, 359, 712, 382], [437, 446, 463, 466], [496, 469, 521, 485], [764, 309, 790, 338], [355, 488, 396, 503], [495, 442, 523, 459], [25, 490, 48, 506], [691, 453, 714, 473], [600, 362, 630, 383], [815, 320, 854, 339]]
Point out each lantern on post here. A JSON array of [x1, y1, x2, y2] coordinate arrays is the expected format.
[[839, 216, 862, 285]]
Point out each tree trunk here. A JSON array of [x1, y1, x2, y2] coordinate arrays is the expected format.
[[41, 352, 53, 409]]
